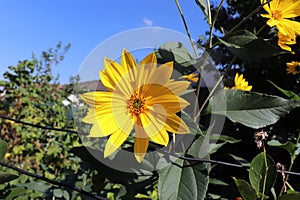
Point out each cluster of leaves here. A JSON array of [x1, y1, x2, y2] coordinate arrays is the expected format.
[[70, 39, 300, 200], [0, 43, 93, 199]]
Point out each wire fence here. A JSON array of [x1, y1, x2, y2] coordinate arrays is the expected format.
[[0, 114, 300, 199]]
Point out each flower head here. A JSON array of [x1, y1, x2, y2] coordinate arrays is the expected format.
[[260, 0, 300, 39], [286, 61, 300, 75], [278, 32, 296, 51], [80, 49, 190, 162], [182, 73, 199, 83], [227, 73, 252, 91]]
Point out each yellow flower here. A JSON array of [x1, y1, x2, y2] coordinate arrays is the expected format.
[[226, 73, 252, 91], [286, 61, 300, 75], [260, 0, 300, 39], [277, 32, 296, 51], [182, 73, 198, 83], [80, 49, 190, 162]]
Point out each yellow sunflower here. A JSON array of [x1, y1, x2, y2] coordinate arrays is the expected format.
[[286, 61, 300, 75], [80, 49, 190, 162], [226, 73, 252, 91], [278, 32, 296, 51], [260, 0, 300, 39]]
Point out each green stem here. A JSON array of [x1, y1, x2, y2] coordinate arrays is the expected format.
[[279, 132, 300, 196], [285, 181, 295, 191], [175, 0, 198, 57], [194, 74, 223, 121], [193, 0, 224, 121], [256, 24, 267, 36], [193, 52, 208, 120], [261, 147, 268, 200], [208, 0, 225, 48]]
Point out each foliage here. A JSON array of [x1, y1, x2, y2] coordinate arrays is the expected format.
[[0, 0, 300, 199], [0, 43, 87, 199]]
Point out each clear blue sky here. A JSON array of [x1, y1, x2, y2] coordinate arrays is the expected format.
[[0, 0, 209, 83]]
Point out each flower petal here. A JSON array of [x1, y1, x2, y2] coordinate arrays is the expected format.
[[104, 131, 129, 158], [80, 92, 112, 106], [150, 129, 169, 146], [165, 113, 190, 134], [149, 94, 189, 113], [138, 111, 169, 146], [121, 49, 137, 73], [165, 81, 191, 95], [100, 58, 125, 91], [148, 61, 173, 85], [134, 127, 150, 163]]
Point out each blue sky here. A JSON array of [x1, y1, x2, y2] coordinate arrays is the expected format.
[[0, 0, 209, 83]]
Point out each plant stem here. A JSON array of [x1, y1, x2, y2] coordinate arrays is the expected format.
[[194, 74, 224, 121], [224, 0, 272, 38], [261, 147, 268, 200], [208, 0, 225, 48], [175, 0, 198, 57], [193, 56, 236, 122], [279, 132, 300, 196]]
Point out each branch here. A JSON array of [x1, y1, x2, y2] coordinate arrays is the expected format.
[[0, 161, 107, 200]]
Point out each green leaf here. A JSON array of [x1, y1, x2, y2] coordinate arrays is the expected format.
[[14, 181, 51, 192], [219, 30, 284, 61], [210, 134, 241, 144], [249, 152, 277, 194], [209, 178, 229, 186], [156, 42, 197, 75], [226, 30, 258, 46], [210, 89, 300, 129], [5, 187, 27, 200], [0, 172, 18, 184], [0, 140, 7, 161], [279, 193, 300, 200], [158, 159, 209, 200], [229, 154, 250, 167], [195, 0, 211, 25], [70, 146, 139, 184], [209, 142, 226, 154], [187, 122, 210, 158], [268, 80, 300, 100], [268, 140, 297, 156], [158, 42, 195, 65], [233, 177, 258, 200]]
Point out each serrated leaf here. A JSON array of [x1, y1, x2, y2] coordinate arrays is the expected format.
[[233, 178, 258, 200], [268, 80, 300, 100], [0, 172, 18, 184], [249, 152, 277, 194], [210, 89, 300, 129], [158, 159, 209, 200], [0, 140, 7, 161]]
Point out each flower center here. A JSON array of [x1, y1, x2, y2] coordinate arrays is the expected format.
[[128, 93, 147, 116], [272, 10, 282, 20]]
